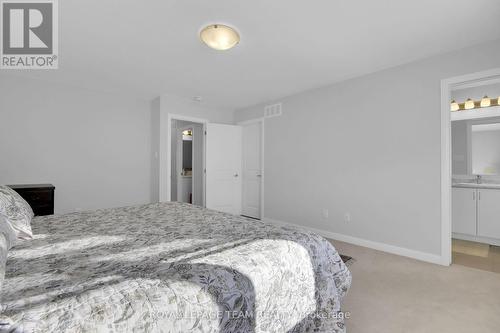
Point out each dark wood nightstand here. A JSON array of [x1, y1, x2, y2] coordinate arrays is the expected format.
[[7, 184, 55, 216]]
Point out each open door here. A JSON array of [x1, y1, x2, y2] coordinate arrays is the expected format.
[[242, 121, 263, 219], [206, 123, 242, 215]]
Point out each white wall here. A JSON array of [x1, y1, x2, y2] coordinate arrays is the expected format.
[[0, 75, 152, 214], [150, 97, 161, 203], [235, 40, 500, 257]]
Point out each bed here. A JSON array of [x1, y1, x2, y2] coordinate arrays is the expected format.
[[1, 202, 351, 332]]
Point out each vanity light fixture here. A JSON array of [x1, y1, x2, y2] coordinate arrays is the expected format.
[[480, 95, 491, 108], [200, 24, 240, 51], [464, 98, 475, 110], [450, 100, 460, 112]]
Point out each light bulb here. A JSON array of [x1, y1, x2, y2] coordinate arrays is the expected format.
[[480, 96, 491, 108], [450, 100, 460, 112], [464, 99, 475, 110]]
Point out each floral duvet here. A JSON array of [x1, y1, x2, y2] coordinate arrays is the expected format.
[[1, 202, 351, 332]]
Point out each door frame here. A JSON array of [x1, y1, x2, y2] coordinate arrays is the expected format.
[[162, 113, 208, 205], [441, 67, 500, 266], [238, 118, 265, 219]]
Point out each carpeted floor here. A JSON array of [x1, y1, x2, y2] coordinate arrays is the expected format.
[[329, 239, 500, 333]]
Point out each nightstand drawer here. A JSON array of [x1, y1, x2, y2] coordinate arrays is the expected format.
[[19, 190, 52, 204]]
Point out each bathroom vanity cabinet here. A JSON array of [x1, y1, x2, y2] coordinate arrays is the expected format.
[[452, 186, 500, 245]]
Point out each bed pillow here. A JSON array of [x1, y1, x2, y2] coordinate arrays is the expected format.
[[0, 234, 7, 285], [0, 216, 17, 251], [0, 186, 34, 240]]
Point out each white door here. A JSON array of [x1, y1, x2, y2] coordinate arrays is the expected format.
[[477, 189, 500, 239], [242, 121, 263, 219], [191, 124, 204, 206], [206, 123, 242, 215], [452, 187, 477, 235]]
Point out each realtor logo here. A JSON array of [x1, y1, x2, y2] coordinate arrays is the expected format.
[[1, 0, 58, 69]]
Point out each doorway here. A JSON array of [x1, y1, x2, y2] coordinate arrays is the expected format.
[[442, 68, 500, 267], [170, 119, 204, 206], [164, 114, 263, 217]]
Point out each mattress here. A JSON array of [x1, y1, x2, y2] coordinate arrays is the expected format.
[[1, 202, 351, 332]]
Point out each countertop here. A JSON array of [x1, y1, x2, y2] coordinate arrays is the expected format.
[[452, 183, 500, 190]]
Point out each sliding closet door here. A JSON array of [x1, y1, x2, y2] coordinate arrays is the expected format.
[[206, 123, 242, 215]]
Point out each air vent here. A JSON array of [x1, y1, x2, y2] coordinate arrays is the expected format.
[[264, 103, 282, 118]]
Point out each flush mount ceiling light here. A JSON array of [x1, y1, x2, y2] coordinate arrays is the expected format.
[[200, 24, 240, 51]]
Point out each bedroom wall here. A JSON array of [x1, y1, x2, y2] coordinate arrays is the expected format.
[[151, 97, 161, 203], [234, 40, 500, 258], [0, 75, 152, 214]]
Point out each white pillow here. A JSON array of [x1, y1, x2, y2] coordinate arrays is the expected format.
[[0, 216, 17, 250], [0, 186, 34, 240]]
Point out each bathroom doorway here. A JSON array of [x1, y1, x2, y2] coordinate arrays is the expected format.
[[443, 68, 500, 269], [170, 119, 204, 206]]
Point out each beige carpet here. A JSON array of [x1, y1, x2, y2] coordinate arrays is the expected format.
[[329, 240, 500, 333], [452, 239, 490, 257]]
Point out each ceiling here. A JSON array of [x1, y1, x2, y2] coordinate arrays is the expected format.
[[6, 0, 500, 109]]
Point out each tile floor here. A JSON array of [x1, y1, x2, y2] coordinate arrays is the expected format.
[[452, 239, 500, 273]]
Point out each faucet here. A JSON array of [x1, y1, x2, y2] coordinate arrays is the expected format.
[[476, 175, 482, 184]]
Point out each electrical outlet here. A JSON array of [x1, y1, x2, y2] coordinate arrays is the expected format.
[[344, 212, 351, 223], [322, 208, 329, 219]]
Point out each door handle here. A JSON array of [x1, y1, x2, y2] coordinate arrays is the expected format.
[[256, 174, 262, 177], [234, 174, 239, 177]]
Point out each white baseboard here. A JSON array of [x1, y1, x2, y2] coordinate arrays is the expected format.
[[264, 218, 447, 266]]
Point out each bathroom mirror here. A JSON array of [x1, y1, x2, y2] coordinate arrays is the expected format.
[[471, 122, 500, 175]]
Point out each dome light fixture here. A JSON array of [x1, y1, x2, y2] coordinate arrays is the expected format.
[[464, 98, 475, 110], [450, 100, 460, 112], [200, 24, 240, 51], [480, 95, 491, 108]]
